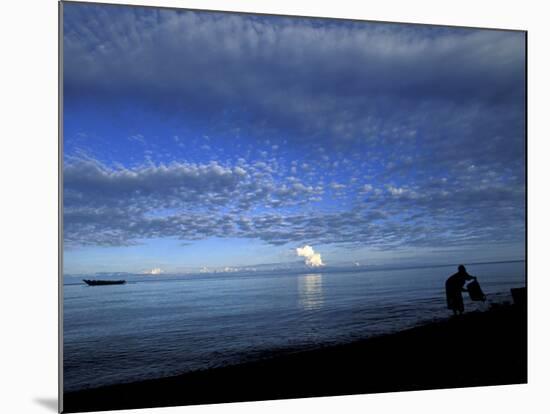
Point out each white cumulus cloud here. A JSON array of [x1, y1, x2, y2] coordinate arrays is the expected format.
[[144, 267, 163, 275], [296, 245, 325, 267]]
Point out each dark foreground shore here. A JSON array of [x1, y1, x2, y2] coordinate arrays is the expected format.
[[63, 304, 526, 413]]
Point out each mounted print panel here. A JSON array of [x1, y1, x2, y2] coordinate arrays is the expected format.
[[60, 1, 526, 412]]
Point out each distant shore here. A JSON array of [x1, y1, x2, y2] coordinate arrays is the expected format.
[[63, 258, 526, 282], [63, 304, 526, 413]]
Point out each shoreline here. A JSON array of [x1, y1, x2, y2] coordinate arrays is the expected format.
[[63, 304, 526, 413]]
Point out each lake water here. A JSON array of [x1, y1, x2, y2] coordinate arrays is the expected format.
[[63, 261, 525, 392]]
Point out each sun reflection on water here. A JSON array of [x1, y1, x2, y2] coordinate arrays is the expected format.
[[298, 273, 324, 310]]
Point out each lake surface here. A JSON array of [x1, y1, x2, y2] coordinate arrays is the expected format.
[[63, 261, 525, 392]]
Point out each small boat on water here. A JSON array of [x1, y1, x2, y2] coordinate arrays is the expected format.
[[83, 279, 127, 286]]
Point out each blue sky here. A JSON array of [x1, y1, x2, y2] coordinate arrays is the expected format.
[[62, 2, 526, 275]]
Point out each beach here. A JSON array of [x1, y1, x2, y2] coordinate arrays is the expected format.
[[63, 303, 526, 413]]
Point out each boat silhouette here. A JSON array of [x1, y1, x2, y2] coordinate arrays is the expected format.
[[83, 279, 127, 286]]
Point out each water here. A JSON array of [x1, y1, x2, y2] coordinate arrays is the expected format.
[[63, 261, 525, 392]]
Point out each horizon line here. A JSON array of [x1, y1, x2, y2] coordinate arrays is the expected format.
[[63, 258, 526, 278]]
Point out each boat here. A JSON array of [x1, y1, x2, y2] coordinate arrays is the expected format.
[[83, 279, 127, 286]]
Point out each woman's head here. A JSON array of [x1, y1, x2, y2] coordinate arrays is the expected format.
[[458, 264, 466, 273]]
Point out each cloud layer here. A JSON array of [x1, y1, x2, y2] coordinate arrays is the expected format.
[[62, 3, 526, 259], [63, 4, 525, 149], [63, 154, 525, 251]]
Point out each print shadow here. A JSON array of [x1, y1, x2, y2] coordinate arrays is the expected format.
[[33, 397, 58, 412]]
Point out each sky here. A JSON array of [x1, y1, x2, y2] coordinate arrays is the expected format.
[[62, 2, 526, 275]]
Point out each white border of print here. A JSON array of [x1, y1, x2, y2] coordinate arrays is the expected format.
[[1, 1, 548, 414]]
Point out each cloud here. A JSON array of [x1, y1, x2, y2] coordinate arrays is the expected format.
[[296, 245, 325, 267], [143, 267, 163, 275], [63, 156, 325, 247], [61, 4, 525, 257], [63, 3, 525, 151], [128, 134, 145, 144], [64, 156, 321, 210], [62, 151, 525, 252]]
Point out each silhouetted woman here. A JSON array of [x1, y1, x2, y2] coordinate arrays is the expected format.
[[445, 265, 475, 316]]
